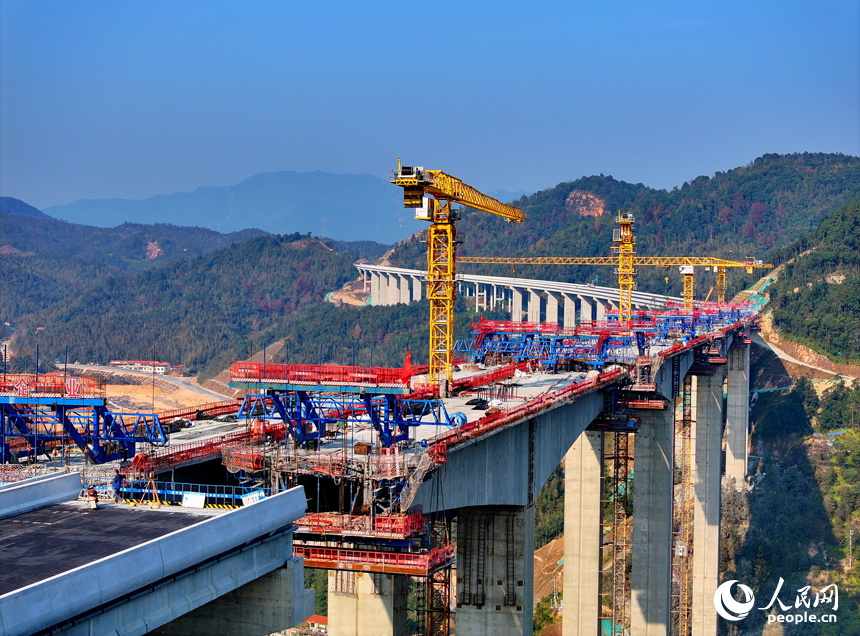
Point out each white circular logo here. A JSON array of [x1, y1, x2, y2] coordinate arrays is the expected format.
[[714, 580, 755, 621]]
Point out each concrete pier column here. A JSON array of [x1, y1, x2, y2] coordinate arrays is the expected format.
[[631, 406, 675, 636], [370, 273, 381, 306], [512, 288, 525, 321], [159, 558, 314, 636], [546, 293, 560, 327], [327, 570, 408, 636], [390, 274, 403, 305], [563, 431, 603, 636], [691, 369, 726, 636], [578, 295, 594, 323], [399, 275, 411, 304], [528, 290, 541, 323], [725, 345, 750, 489], [595, 299, 607, 321], [562, 294, 577, 329], [456, 506, 534, 636], [412, 276, 423, 302]]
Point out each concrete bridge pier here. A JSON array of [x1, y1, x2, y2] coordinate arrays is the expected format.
[[412, 275, 423, 302], [327, 571, 408, 636], [562, 431, 603, 636], [578, 295, 593, 323], [631, 405, 675, 636], [512, 287, 525, 321], [546, 292, 560, 326], [562, 293, 577, 328], [399, 275, 412, 304], [371, 272, 381, 306], [725, 345, 750, 489], [456, 506, 534, 636], [528, 290, 541, 323], [691, 368, 726, 636], [388, 274, 402, 305]]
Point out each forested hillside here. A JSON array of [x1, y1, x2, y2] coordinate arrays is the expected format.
[[392, 153, 860, 299], [0, 209, 269, 320], [11, 234, 362, 379], [768, 196, 860, 364]]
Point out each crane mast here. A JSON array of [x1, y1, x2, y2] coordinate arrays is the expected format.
[[391, 161, 525, 393]]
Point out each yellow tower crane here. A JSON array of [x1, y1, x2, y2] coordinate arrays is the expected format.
[[390, 161, 525, 393], [458, 214, 772, 318]]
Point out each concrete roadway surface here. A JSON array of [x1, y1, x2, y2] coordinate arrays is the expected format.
[[66, 363, 231, 401]]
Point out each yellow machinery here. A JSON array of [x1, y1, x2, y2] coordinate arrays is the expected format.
[[459, 214, 772, 319], [390, 161, 525, 392]]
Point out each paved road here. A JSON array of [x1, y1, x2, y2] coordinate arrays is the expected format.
[[752, 335, 859, 381], [67, 364, 231, 401]]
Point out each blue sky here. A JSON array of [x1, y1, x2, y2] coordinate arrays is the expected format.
[[1, 1, 858, 209]]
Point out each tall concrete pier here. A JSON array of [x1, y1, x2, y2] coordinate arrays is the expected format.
[[562, 431, 603, 636], [630, 406, 676, 636]]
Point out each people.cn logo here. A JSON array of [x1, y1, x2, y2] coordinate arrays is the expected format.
[[714, 580, 756, 621]]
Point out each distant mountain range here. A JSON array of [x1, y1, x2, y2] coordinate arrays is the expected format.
[[0, 197, 51, 218], [43, 171, 427, 244]]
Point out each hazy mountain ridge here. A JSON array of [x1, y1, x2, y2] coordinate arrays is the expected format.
[[0, 196, 51, 218], [44, 170, 424, 244]]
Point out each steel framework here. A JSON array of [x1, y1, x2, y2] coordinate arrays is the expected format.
[[671, 374, 694, 636], [601, 430, 633, 635]]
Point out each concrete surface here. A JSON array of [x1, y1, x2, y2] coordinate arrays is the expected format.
[[327, 571, 407, 636], [456, 506, 534, 636], [562, 431, 602, 636], [630, 405, 674, 636], [0, 471, 81, 521], [0, 486, 308, 636], [691, 370, 725, 636], [725, 346, 750, 489]]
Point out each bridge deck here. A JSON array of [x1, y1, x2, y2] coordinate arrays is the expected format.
[[0, 501, 212, 595]]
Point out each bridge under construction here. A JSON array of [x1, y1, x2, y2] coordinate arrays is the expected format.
[[0, 166, 769, 636]]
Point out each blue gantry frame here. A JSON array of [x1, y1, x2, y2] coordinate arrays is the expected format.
[[0, 398, 166, 464]]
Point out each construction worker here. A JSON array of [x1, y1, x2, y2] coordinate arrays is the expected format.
[[86, 485, 99, 510], [112, 468, 124, 504]]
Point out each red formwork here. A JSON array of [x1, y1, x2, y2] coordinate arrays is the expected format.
[[451, 362, 530, 393], [0, 373, 106, 399], [230, 363, 411, 386], [154, 399, 241, 423], [294, 543, 455, 576], [472, 317, 565, 335], [129, 429, 253, 477], [222, 444, 265, 471], [296, 510, 427, 539]]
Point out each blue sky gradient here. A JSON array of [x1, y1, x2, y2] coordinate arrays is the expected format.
[[1, 1, 858, 209]]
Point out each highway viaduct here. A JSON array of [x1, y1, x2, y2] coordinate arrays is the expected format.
[[354, 263, 683, 324]]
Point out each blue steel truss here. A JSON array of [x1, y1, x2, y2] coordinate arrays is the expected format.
[[237, 391, 450, 447], [0, 401, 166, 464]]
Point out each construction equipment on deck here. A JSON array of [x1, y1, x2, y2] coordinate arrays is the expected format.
[[458, 214, 772, 319], [391, 161, 525, 394]]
